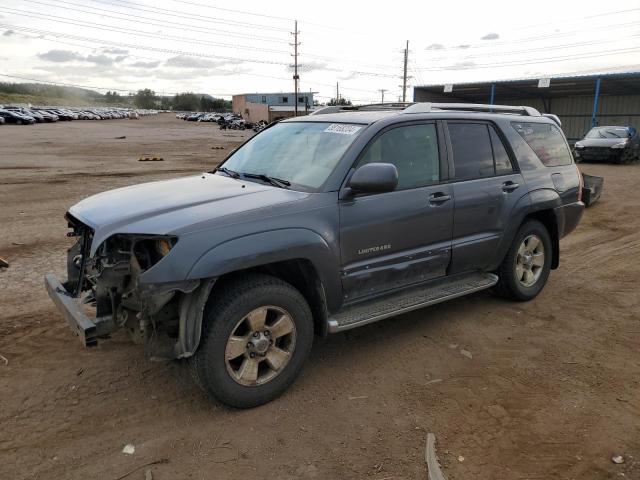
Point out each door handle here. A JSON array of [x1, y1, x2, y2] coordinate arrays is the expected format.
[[502, 181, 520, 192], [429, 192, 451, 205]]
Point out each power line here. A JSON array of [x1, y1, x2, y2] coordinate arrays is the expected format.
[[420, 20, 640, 53], [2, 24, 384, 95], [1, 24, 293, 71], [512, 7, 640, 31], [0, 8, 292, 62], [167, 0, 292, 22], [20, 0, 288, 43], [416, 46, 640, 71], [2, 8, 403, 80], [24, 0, 401, 73], [88, 0, 290, 32], [419, 34, 640, 62]]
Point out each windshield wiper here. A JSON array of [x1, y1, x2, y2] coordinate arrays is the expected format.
[[241, 173, 291, 188], [216, 166, 240, 178], [605, 130, 624, 138]]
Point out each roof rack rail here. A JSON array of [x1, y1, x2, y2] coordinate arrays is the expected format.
[[310, 102, 543, 118], [403, 102, 541, 116], [309, 103, 412, 116]]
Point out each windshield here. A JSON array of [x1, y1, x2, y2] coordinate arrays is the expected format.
[[585, 127, 630, 139], [219, 121, 365, 190]]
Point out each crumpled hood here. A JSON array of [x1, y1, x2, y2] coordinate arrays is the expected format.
[[69, 173, 307, 255]]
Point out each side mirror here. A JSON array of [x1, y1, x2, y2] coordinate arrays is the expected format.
[[349, 163, 398, 194]]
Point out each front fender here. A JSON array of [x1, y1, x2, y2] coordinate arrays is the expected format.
[[186, 228, 342, 310]]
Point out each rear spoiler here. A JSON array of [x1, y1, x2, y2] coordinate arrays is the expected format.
[[542, 113, 561, 127]]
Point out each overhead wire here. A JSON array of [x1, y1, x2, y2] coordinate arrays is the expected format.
[[88, 0, 290, 32], [0, 7, 293, 58], [20, 0, 289, 43]]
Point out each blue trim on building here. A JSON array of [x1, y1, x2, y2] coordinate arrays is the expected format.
[[591, 77, 601, 128]]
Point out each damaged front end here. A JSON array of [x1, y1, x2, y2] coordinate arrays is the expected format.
[[45, 214, 209, 358]]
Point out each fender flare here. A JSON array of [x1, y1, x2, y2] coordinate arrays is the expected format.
[[186, 229, 340, 295], [490, 188, 562, 271], [175, 229, 341, 357]]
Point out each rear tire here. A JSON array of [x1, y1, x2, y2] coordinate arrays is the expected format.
[[496, 220, 552, 301], [191, 274, 313, 408]]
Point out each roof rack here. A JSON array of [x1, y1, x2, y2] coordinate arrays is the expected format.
[[310, 102, 542, 117], [403, 102, 541, 116], [309, 103, 411, 116]]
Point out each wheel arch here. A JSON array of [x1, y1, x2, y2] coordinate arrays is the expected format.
[[175, 228, 340, 358], [491, 188, 562, 271]]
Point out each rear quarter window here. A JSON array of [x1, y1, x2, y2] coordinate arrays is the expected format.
[[511, 121, 573, 167]]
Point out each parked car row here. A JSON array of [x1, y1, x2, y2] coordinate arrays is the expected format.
[[176, 111, 227, 122], [0, 106, 158, 125]]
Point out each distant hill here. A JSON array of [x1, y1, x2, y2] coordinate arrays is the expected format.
[[0, 83, 231, 110], [0, 82, 129, 107]]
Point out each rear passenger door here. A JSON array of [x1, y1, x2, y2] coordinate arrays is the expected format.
[[445, 121, 524, 273]]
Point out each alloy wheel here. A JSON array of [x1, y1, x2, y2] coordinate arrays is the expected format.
[[515, 234, 545, 287], [224, 306, 296, 386]]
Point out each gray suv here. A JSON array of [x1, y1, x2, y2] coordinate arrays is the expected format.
[[46, 103, 584, 407]]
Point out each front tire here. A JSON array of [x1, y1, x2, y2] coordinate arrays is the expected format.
[[191, 274, 313, 408], [496, 220, 552, 301]]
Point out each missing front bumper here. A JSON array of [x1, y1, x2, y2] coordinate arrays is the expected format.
[[44, 274, 115, 347]]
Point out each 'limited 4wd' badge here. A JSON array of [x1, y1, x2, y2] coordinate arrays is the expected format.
[[357, 244, 391, 255]]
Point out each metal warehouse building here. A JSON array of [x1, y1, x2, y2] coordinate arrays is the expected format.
[[413, 72, 640, 142]]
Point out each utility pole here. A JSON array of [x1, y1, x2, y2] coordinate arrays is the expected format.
[[402, 40, 409, 102], [291, 20, 300, 116], [378, 89, 387, 103], [336, 82, 339, 104]]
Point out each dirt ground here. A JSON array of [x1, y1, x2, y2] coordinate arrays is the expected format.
[[1, 114, 638, 480]]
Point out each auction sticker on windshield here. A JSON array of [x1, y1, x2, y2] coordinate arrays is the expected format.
[[324, 124, 362, 135]]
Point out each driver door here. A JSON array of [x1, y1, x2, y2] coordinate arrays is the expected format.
[[339, 122, 454, 302]]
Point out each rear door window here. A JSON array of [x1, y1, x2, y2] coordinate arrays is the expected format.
[[511, 121, 572, 166], [448, 123, 495, 180]]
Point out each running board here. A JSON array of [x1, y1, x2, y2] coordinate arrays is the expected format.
[[328, 272, 498, 333]]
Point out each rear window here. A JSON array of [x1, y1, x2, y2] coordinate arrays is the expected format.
[[511, 122, 572, 166]]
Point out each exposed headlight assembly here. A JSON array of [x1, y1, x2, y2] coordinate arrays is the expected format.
[[131, 235, 178, 271], [611, 141, 628, 149]]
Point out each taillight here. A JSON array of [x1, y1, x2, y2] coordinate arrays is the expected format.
[[577, 167, 583, 203]]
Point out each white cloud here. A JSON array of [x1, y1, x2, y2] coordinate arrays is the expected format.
[[38, 49, 85, 62], [481, 32, 500, 40]]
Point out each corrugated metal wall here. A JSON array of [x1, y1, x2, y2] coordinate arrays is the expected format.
[[414, 89, 640, 141], [496, 94, 640, 141]]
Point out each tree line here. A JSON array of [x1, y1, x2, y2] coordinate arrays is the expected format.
[[131, 89, 231, 111]]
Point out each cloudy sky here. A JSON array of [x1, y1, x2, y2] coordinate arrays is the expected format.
[[0, 0, 639, 103]]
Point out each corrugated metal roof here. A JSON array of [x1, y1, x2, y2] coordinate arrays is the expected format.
[[415, 70, 640, 89], [414, 71, 640, 100]]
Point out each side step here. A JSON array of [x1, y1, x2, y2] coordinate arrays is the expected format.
[[328, 272, 498, 333]]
